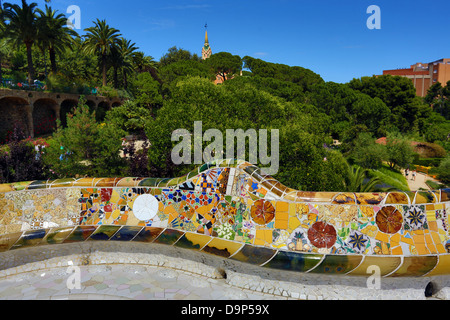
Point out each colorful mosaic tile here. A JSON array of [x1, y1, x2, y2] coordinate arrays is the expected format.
[[0, 159, 450, 277]]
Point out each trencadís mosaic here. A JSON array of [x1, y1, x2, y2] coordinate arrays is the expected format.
[[1, 159, 449, 277]]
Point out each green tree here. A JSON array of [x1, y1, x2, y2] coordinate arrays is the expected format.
[[206, 52, 242, 82], [385, 132, 415, 169], [3, 0, 39, 85], [83, 19, 121, 86], [144, 76, 349, 191], [349, 75, 423, 133], [57, 37, 99, 86], [130, 72, 163, 111], [159, 46, 200, 67], [43, 98, 126, 177], [307, 82, 391, 138], [157, 59, 213, 97], [435, 155, 450, 185], [108, 37, 138, 89], [36, 5, 77, 74], [344, 165, 386, 192], [243, 55, 324, 91], [350, 132, 386, 169], [104, 100, 152, 134], [425, 81, 450, 120]]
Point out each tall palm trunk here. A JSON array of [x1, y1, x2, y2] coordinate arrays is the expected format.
[[49, 47, 57, 73], [113, 66, 118, 89], [0, 55, 3, 86], [123, 71, 128, 89], [25, 40, 34, 86], [101, 53, 107, 86]]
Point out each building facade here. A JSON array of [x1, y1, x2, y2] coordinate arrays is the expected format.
[[383, 58, 450, 97]]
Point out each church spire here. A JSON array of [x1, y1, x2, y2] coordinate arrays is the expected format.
[[202, 23, 212, 60]]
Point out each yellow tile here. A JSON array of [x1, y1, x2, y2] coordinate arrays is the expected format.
[[288, 203, 296, 217], [275, 219, 288, 230], [427, 254, 450, 276], [413, 234, 426, 244], [391, 246, 403, 255], [427, 242, 438, 254], [414, 229, 424, 235], [349, 256, 402, 276], [428, 220, 438, 232], [390, 233, 401, 243], [202, 238, 243, 258], [275, 211, 289, 229], [390, 241, 399, 248], [426, 211, 436, 222], [435, 204, 443, 210], [254, 229, 273, 246], [436, 244, 446, 254], [431, 232, 441, 245], [415, 243, 430, 255], [276, 201, 289, 212], [375, 232, 390, 243], [425, 234, 434, 244], [288, 216, 301, 232]]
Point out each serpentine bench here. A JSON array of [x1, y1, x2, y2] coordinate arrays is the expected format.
[[0, 159, 449, 279]]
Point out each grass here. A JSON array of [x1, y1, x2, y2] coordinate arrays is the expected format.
[[426, 180, 448, 190], [368, 164, 410, 191]]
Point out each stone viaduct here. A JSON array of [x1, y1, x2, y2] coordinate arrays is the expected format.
[[0, 89, 123, 139]]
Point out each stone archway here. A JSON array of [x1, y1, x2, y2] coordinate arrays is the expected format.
[[86, 100, 97, 113], [96, 101, 110, 122], [0, 97, 30, 141], [60, 99, 78, 128], [32, 98, 58, 136]]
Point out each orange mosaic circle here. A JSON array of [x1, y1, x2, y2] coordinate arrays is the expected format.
[[307, 221, 337, 249], [250, 200, 275, 225], [376, 206, 403, 234]]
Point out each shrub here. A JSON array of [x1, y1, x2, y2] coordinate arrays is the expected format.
[[435, 156, 450, 185], [0, 126, 50, 183], [414, 142, 447, 158]]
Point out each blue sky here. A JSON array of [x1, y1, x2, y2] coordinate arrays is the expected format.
[[12, 0, 450, 83]]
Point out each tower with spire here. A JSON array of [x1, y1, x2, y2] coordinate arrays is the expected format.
[[202, 24, 212, 60]]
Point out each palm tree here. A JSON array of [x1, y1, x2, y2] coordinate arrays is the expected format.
[[133, 51, 157, 73], [36, 5, 78, 74], [108, 37, 138, 89], [3, 0, 39, 86], [83, 19, 121, 87], [344, 164, 389, 192], [132, 51, 160, 84]]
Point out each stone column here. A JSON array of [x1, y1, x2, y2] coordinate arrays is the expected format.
[[25, 102, 34, 138], [53, 103, 61, 125]]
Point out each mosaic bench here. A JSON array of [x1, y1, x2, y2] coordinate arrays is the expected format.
[[0, 159, 449, 278]]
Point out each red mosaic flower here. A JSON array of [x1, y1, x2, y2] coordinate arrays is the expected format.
[[376, 206, 403, 234], [250, 200, 275, 225], [307, 221, 337, 249], [101, 188, 113, 203]]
